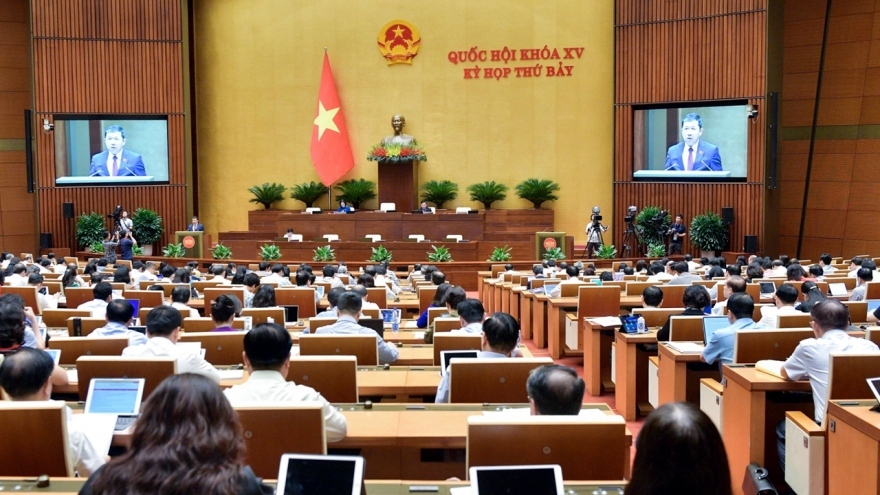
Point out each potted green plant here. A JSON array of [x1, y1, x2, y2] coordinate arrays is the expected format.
[[334, 179, 377, 210], [290, 181, 329, 208], [162, 243, 185, 258], [248, 182, 287, 210], [313, 245, 336, 262], [487, 245, 512, 262], [130, 208, 163, 256], [76, 212, 106, 250], [132, 245, 143, 257], [647, 242, 666, 258], [515, 178, 560, 209], [90, 241, 105, 254], [542, 247, 565, 261], [690, 212, 729, 258], [427, 245, 452, 262], [368, 245, 393, 263], [467, 181, 508, 210], [259, 244, 281, 261], [211, 243, 233, 260], [635, 206, 671, 254], [419, 180, 458, 209], [596, 244, 617, 259]]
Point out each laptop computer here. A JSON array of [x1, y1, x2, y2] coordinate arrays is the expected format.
[[358, 318, 384, 339], [469, 464, 564, 495], [702, 316, 730, 345], [759, 282, 776, 299], [866, 377, 880, 412], [281, 305, 300, 323], [315, 286, 325, 299], [829, 283, 847, 297], [129, 325, 147, 335], [122, 298, 140, 316], [866, 299, 880, 315], [276, 454, 365, 495], [44, 348, 61, 365], [439, 350, 479, 376], [543, 283, 559, 296], [84, 378, 145, 431]]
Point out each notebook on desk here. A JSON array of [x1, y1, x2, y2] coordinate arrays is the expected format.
[[276, 454, 364, 495], [84, 378, 145, 431], [440, 350, 479, 376], [829, 283, 847, 297], [469, 465, 563, 495]]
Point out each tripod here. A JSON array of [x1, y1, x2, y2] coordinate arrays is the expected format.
[[622, 223, 636, 257], [581, 220, 607, 259]]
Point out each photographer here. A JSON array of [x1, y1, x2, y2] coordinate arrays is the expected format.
[[585, 207, 609, 258], [667, 213, 687, 255], [102, 231, 120, 264]]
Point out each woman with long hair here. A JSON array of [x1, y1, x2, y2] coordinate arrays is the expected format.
[[79, 374, 270, 495], [251, 285, 277, 308], [61, 264, 85, 289], [416, 283, 452, 329], [796, 281, 828, 313]]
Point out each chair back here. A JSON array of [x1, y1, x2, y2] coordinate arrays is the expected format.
[[275, 288, 317, 318], [668, 316, 704, 342], [778, 313, 814, 329], [657, 285, 686, 307], [63, 287, 94, 310], [2, 286, 41, 315], [842, 301, 868, 324], [366, 287, 387, 309], [181, 317, 246, 332], [179, 331, 247, 366], [154, 283, 191, 298], [427, 307, 447, 326], [826, 353, 880, 422], [299, 334, 378, 366], [193, 280, 224, 293], [419, 286, 436, 313], [240, 307, 285, 326], [631, 307, 686, 328], [308, 317, 338, 333], [733, 329, 813, 364], [449, 357, 553, 403], [41, 309, 91, 329], [866, 329, 880, 347], [434, 317, 461, 334], [50, 336, 129, 365], [235, 404, 326, 479], [560, 281, 588, 297], [66, 317, 108, 337], [626, 281, 658, 296], [122, 290, 165, 309], [287, 356, 358, 403], [0, 402, 71, 476], [466, 415, 628, 481], [75, 356, 177, 401], [490, 265, 505, 278], [433, 333, 482, 365], [576, 286, 620, 326], [203, 287, 246, 317]]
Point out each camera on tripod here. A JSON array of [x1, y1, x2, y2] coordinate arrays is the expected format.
[[651, 209, 669, 225], [624, 205, 637, 224], [590, 206, 602, 223]]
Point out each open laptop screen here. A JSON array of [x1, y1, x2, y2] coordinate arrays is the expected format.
[[543, 283, 559, 296], [281, 305, 299, 323], [440, 350, 479, 376], [358, 318, 384, 339], [85, 378, 144, 415], [867, 299, 880, 314], [470, 465, 563, 495], [276, 454, 363, 495], [122, 299, 140, 316], [702, 316, 729, 345]]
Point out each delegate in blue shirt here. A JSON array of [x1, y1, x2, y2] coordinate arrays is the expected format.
[[701, 318, 765, 366]]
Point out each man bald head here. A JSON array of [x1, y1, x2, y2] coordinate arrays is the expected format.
[[527, 364, 585, 416]]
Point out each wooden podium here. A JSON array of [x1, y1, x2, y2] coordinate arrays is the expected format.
[[535, 232, 567, 259], [377, 159, 419, 212], [175, 231, 204, 258]]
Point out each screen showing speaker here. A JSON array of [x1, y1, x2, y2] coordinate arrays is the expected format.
[[52, 115, 169, 186], [632, 102, 750, 182]]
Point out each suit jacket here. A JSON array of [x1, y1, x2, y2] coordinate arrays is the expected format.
[[187, 223, 205, 232], [664, 141, 723, 171], [88, 149, 146, 177]]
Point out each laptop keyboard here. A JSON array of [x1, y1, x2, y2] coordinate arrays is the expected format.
[[114, 415, 138, 431]]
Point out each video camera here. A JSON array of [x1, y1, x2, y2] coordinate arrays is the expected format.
[[590, 206, 602, 223], [624, 205, 637, 224], [651, 209, 669, 225]]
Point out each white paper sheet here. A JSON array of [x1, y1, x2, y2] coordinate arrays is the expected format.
[[71, 413, 117, 455], [217, 369, 244, 380]]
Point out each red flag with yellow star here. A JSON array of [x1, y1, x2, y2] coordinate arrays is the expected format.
[[310, 52, 354, 186]]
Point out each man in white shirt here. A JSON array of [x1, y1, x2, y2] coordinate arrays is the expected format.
[[645, 262, 673, 283], [452, 299, 485, 335], [7, 263, 28, 287], [711, 276, 746, 316], [315, 292, 399, 364], [223, 322, 347, 442], [295, 270, 321, 303], [122, 306, 220, 382], [770, 300, 880, 473], [262, 264, 292, 287], [132, 261, 158, 284], [28, 273, 60, 311], [76, 282, 114, 319], [667, 262, 702, 286], [89, 300, 147, 346], [207, 265, 232, 285], [243, 272, 260, 309], [526, 364, 585, 416], [758, 283, 800, 328], [849, 267, 872, 302], [548, 266, 583, 298], [351, 285, 380, 312], [0, 348, 106, 476], [315, 265, 345, 289], [819, 253, 836, 275], [847, 257, 863, 278]]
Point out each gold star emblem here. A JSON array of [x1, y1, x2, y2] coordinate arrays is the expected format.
[[313, 101, 340, 140], [393, 25, 405, 38]]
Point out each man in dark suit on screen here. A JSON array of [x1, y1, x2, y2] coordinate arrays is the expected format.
[[664, 113, 723, 172], [187, 216, 204, 232], [88, 125, 146, 177]]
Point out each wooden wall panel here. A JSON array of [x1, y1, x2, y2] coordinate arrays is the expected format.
[[614, 0, 769, 255], [30, 0, 188, 252]]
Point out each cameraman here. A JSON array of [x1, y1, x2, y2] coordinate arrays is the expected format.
[[585, 210, 608, 258], [668, 213, 687, 255]]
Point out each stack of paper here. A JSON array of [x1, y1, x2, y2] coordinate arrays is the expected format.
[[586, 317, 622, 327], [666, 342, 704, 354], [756, 360, 785, 378]]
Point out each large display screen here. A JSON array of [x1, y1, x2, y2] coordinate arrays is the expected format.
[[53, 115, 169, 185], [632, 103, 749, 182]]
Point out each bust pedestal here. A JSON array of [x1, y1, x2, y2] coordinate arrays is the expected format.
[[377, 159, 419, 212]]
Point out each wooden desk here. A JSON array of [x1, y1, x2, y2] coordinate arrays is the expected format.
[[520, 290, 535, 341], [614, 331, 657, 421], [499, 281, 514, 314], [722, 366, 813, 494], [477, 271, 492, 310], [547, 296, 581, 359], [510, 286, 524, 330], [656, 343, 717, 406], [826, 400, 880, 495], [532, 294, 549, 349], [582, 319, 618, 396]]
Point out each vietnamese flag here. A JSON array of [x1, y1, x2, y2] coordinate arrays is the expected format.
[[310, 52, 355, 186]]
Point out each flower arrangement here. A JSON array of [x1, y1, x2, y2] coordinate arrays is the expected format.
[[367, 143, 428, 163]]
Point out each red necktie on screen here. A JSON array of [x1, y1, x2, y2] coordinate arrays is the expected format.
[[111, 155, 118, 176], [686, 147, 694, 171]]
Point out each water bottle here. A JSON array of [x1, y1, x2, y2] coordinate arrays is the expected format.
[[637, 316, 647, 334], [391, 308, 400, 333]]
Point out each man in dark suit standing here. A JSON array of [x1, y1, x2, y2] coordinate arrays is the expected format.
[[187, 216, 204, 232], [88, 125, 146, 177], [664, 113, 723, 172]]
